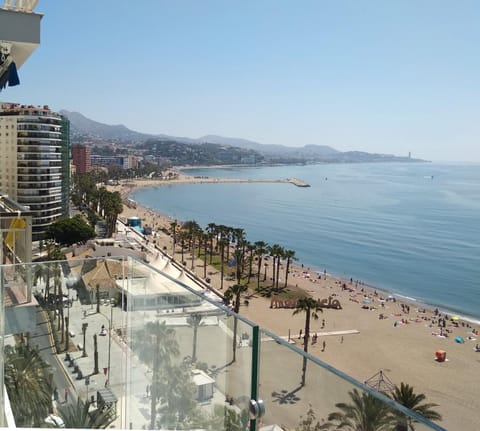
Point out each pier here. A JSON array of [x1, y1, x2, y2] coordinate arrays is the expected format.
[[287, 178, 310, 187]]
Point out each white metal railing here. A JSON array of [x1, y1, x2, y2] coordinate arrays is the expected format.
[[2, 0, 38, 13]]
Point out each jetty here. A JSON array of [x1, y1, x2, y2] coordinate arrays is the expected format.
[[287, 178, 310, 187]]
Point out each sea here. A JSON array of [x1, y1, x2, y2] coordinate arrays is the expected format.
[[132, 162, 480, 322]]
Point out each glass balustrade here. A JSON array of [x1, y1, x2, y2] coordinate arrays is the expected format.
[[0, 256, 445, 430]]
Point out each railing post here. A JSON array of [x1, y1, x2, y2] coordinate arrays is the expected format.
[[250, 325, 260, 431]]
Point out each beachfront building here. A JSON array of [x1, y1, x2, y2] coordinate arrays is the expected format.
[[91, 154, 129, 169], [0, 103, 70, 240]]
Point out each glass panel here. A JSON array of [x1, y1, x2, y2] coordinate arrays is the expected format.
[[123, 256, 254, 430], [258, 328, 445, 431]]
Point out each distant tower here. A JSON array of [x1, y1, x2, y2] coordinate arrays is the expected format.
[[408, 152, 411, 159], [72, 144, 92, 174]]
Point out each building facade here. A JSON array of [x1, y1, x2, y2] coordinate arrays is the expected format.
[[72, 143, 91, 174], [0, 103, 70, 240]]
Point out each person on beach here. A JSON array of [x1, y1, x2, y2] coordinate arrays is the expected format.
[[322, 340, 326, 352]]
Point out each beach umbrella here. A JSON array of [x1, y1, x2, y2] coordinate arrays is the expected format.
[[451, 316, 459, 321], [454, 336, 464, 343]]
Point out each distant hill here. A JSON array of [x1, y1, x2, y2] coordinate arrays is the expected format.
[[60, 110, 152, 142], [61, 110, 427, 163]]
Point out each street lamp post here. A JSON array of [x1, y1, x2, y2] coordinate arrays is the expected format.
[[82, 323, 88, 357], [107, 299, 113, 387]]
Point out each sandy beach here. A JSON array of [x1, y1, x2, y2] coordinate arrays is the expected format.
[[107, 176, 480, 431]]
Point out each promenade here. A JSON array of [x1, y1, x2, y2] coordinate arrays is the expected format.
[[50, 221, 244, 429]]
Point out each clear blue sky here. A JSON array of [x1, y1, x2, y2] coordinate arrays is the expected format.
[[8, 0, 480, 161]]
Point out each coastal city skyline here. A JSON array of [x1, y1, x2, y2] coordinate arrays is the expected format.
[[7, 1, 480, 162], [2, 3, 478, 430]]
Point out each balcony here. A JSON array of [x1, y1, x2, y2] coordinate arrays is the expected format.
[[0, 1, 41, 74], [1, 256, 444, 430]]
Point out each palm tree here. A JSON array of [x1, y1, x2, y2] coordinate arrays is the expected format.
[[283, 249, 296, 289], [233, 234, 247, 284], [293, 297, 323, 386], [218, 237, 228, 290], [51, 262, 63, 335], [206, 222, 218, 264], [323, 388, 396, 431], [170, 220, 178, 255], [4, 344, 53, 426], [246, 242, 256, 284], [269, 244, 283, 290], [182, 220, 201, 270], [186, 312, 204, 362], [134, 321, 180, 428], [390, 383, 442, 430], [201, 231, 210, 278], [254, 241, 268, 290], [225, 283, 248, 362], [178, 230, 189, 264], [100, 189, 123, 237], [57, 398, 115, 429], [33, 263, 47, 288], [156, 362, 197, 428]]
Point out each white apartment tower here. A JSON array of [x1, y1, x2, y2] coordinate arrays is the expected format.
[[0, 103, 70, 240]]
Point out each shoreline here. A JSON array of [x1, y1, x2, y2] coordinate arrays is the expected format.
[[108, 177, 480, 430], [113, 177, 479, 326]]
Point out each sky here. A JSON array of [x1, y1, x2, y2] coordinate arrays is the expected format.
[[6, 0, 480, 162]]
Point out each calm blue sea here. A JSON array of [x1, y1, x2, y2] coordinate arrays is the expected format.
[[132, 163, 480, 321]]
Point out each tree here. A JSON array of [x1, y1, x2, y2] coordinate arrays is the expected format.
[[390, 383, 442, 430], [57, 398, 115, 429], [254, 241, 268, 290], [233, 229, 247, 284], [283, 249, 297, 289], [133, 321, 180, 428], [206, 223, 218, 264], [187, 312, 204, 362], [225, 283, 248, 362], [33, 263, 47, 287], [293, 297, 323, 386], [47, 215, 95, 246], [101, 190, 123, 237], [170, 220, 178, 255], [4, 344, 53, 426], [296, 406, 324, 431], [269, 244, 284, 291], [182, 220, 201, 270], [204, 404, 246, 431], [322, 388, 395, 431], [45, 239, 65, 261], [201, 231, 210, 278], [218, 237, 228, 290], [156, 362, 198, 428], [246, 242, 256, 284]]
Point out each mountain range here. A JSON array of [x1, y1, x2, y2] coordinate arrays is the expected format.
[[61, 110, 425, 163]]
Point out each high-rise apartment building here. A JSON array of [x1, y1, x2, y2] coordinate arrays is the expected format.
[[0, 103, 70, 240], [72, 143, 91, 174]]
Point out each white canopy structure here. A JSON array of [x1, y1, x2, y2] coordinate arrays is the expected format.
[[176, 270, 203, 292], [161, 260, 181, 278]]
